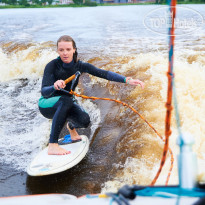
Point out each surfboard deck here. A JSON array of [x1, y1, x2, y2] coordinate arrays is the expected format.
[[27, 135, 89, 176]]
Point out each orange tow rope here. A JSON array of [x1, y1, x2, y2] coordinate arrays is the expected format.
[[150, 0, 177, 186], [64, 73, 174, 185]]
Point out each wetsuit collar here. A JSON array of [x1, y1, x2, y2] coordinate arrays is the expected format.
[[63, 59, 74, 69]]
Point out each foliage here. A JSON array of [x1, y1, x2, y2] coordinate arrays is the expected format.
[[84, 0, 97, 6], [1, 0, 17, 5], [19, 0, 30, 6], [41, 0, 47, 5], [47, 0, 53, 5], [72, 0, 83, 5]]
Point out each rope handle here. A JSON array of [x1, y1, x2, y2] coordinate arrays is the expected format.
[[64, 74, 76, 85]]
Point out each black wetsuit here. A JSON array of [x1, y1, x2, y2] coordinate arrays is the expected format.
[[38, 57, 126, 143]]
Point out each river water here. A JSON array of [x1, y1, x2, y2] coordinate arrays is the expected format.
[[0, 5, 205, 197]]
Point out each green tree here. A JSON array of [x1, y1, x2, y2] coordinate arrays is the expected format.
[[19, 0, 29, 5], [1, 0, 8, 4], [84, 0, 97, 6], [73, 0, 83, 5], [47, 0, 53, 5], [41, 0, 47, 5], [8, 0, 17, 4], [33, 0, 40, 4]]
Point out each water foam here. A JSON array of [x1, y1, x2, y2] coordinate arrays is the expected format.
[[0, 43, 57, 82], [0, 78, 51, 171], [102, 51, 205, 192]]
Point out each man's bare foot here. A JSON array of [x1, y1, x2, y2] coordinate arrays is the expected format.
[[48, 143, 71, 155], [67, 123, 81, 141]]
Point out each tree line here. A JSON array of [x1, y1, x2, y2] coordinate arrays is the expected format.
[[0, 0, 204, 7], [1, 0, 53, 5], [0, 0, 97, 6]]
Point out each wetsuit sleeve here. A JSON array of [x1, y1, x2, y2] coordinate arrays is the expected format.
[[82, 62, 126, 83], [107, 71, 126, 83], [41, 86, 55, 97], [41, 61, 56, 97]]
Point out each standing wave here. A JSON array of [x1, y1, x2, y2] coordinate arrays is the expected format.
[[1, 42, 205, 196]]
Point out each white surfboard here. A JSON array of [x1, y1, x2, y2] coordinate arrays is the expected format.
[[27, 135, 89, 176]]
